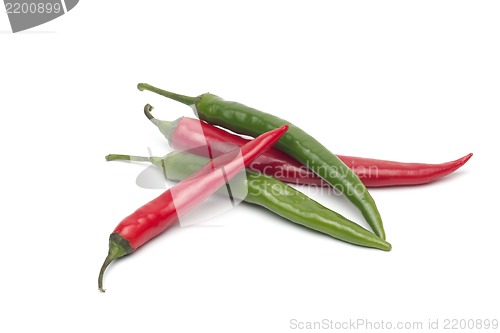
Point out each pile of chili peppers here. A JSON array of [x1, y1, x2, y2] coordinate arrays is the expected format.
[[99, 83, 472, 291]]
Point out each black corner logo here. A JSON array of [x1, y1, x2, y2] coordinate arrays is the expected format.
[[4, 0, 79, 33]]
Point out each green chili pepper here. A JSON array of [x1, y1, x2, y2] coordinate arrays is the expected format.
[[106, 151, 391, 251], [137, 83, 387, 240]]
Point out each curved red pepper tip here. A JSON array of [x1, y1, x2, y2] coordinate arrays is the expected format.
[[278, 124, 289, 134], [451, 153, 473, 170], [461, 153, 473, 165]]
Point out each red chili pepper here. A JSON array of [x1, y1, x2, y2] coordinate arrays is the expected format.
[[145, 105, 472, 188], [336, 154, 472, 187], [98, 124, 288, 292]]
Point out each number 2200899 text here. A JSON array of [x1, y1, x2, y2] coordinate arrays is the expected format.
[[5, 2, 62, 14]]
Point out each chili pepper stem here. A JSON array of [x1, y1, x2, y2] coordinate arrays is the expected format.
[[143, 103, 179, 141], [106, 153, 166, 180], [98, 233, 134, 292], [143, 104, 164, 128], [143, 103, 156, 121], [105, 154, 152, 162], [105, 153, 166, 172], [137, 83, 197, 106]]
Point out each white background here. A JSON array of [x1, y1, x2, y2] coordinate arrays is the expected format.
[[1, 1, 499, 332]]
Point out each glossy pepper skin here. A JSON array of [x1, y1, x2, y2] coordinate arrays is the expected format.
[[338, 154, 472, 187], [144, 107, 472, 188], [98, 125, 288, 292], [106, 151, 392, 252], [138, 83, 386, 239]]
